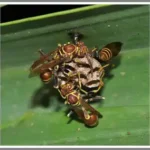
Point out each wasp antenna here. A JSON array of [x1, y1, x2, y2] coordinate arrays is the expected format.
[[38, 49, 45, 57]]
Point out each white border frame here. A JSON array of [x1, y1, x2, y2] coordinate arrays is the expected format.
[[0, 2, 150, 4], [0, 2, 150, 148]]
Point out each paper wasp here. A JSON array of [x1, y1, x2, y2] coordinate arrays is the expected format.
[[29, 31, 123, 127]]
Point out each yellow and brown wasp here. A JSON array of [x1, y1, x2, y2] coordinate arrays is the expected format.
[[29, 32, 123, 127], [29, 32, 97, 77]]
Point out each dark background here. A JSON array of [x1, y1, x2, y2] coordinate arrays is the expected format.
[[1, 5, 90, 23]]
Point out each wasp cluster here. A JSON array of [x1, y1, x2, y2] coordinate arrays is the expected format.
[[29, 32, 123, 127]]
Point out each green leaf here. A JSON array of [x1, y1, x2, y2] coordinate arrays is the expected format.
[[1, 5, 149, 145]]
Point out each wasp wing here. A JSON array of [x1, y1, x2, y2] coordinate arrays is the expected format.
[[29, 57, 66, 78], [79, 96, 103, 118], [102, 42, 123, 57], [30, 49, 58, 71]]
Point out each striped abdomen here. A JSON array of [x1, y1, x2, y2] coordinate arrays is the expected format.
[[99, 48, 112, 61]]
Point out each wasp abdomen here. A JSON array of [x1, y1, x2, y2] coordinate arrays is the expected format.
[[99, 48, 112, 62], [84, 113, 99, 127], [98, 42, 123, 62], [40, 70, 52, 83]]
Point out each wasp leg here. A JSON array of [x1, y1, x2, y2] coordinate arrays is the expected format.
[[98, 64, 110, 73], [76, 72, 89, 95], [90, 64, 110, 92], [90, 78, 104, 94], [84, 96, 105, 103], [88, 47, 98, 57], [67, 110, 74, 117], [87, 65, 109, 95], [91, 47, 98, 53]]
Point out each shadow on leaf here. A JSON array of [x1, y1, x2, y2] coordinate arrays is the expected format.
[[29, 80, 64, 111]]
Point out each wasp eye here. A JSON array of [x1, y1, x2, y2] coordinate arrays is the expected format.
[[40, 70, 52, 82]]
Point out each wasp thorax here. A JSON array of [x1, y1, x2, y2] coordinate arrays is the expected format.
[[63, 44, 76, 53], [60, 83, 74, 97], [84, 113, 99, 127], [40, 70, 52, 82], [67, 93, 79, 105]]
